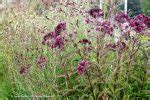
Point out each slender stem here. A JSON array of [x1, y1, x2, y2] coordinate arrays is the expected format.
[[114, 52, 121, 97], [85, 70, 95, 99]]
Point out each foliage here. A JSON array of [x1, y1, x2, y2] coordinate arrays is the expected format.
[[1, 1, 150, 99]]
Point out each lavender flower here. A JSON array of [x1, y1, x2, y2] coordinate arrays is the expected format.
[[55, 22, 66, 34], [88, 8, 104, 18], [115, 12, 130, 23]]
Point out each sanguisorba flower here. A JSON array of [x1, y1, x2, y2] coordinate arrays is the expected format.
[[77, 60, 89, 75], [55, 22, 66, 34], [115, 12, 130, 23], [88, 8, 104, 18]]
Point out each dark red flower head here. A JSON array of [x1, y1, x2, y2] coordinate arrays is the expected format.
[[88, 8, 104, 18]]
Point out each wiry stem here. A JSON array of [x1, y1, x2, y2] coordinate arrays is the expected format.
[[85, 70, 95, 99]]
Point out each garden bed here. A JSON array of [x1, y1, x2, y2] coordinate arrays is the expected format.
[[0, 1, 150, 99]]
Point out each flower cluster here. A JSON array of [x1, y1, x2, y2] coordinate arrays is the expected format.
[[129, 14, 150, 33], [129, 19, 146, 33], [88, 8, 104, 18], [77, 60, 89, 75], [115, 12, 130, 23], [101, 21, 114, 36], [42, 22, 66, 49], [37, 56, 49, 69]]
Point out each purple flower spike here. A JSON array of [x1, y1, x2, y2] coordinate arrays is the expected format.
[[55, 22, 66, 34], [88, 8, 104, 18]]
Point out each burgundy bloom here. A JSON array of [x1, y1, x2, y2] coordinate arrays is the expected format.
[[20, 65, 25, 76], [55, 22, 66, 34], [134, 14, 150, 28], [77, 61, 88, 75], [115, 12, 130, 23], [129, 19, 145, 33], [101, 21, 114, 36], [79, 39, 91, 44], [37, 56, 49, 69], [88, 8, 104, 18]]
